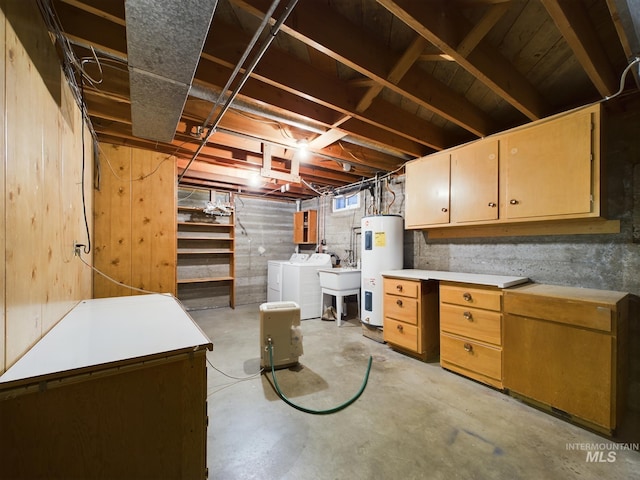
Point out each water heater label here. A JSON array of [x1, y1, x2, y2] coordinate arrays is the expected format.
[[374, 232, 386, 247]]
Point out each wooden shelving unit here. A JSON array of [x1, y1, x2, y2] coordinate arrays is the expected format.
[[176, 198, 235, 309], [293, 209, 317, 244]]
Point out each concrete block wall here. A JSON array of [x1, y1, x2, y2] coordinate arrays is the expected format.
[[234, 195, 297, 306]]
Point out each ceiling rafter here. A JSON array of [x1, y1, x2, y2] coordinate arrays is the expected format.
[[45, 0, 634, 199], [542, 0, 619, 97], [309, 34, 428, 151], [231, 0, 495, 136], [377, 0, 550, 121]]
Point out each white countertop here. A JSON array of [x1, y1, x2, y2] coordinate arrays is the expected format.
[[381, 269, 529, 288], [0, 294, 212, 385]]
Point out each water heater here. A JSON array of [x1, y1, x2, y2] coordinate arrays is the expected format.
[[361, 215, 403, 327]]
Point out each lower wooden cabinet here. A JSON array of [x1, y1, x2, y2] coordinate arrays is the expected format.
[[439, 282, 504, 389], [383, 278, 439, 361], [503, 283, 629, 435]]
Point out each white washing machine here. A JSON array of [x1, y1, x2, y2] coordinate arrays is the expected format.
[[282, 253, 332, 320], [267, 253, 309, 302]]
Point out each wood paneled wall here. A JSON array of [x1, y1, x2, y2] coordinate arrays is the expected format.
[[1, 1, 93, 372], [93, 144, 176, 298]]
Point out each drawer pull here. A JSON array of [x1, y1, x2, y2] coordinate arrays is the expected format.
[[396, 299, 403, 307], [463, 311, 473, 320], [488, 202, 496, 207], [396, 284, 403, 292], [397, 324, 403, 332], [509, 199, 519, 205], [462, 292, 472, 302], [441, 207, 448, 212], [463, 343, 473, 353]]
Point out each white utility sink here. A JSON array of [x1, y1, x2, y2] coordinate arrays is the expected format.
[[318, 268, 361, 291]]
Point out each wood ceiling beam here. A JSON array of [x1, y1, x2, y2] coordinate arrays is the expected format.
[[456, 2, 510, 58], [231, 0, 494, 137], [202, 21, 448, 152], [95, 121, 371, 185], [377, 0, 550, 121], [57, 7, 431, 158], [58, 0, 125, 26], [542, 0, 620, 97]]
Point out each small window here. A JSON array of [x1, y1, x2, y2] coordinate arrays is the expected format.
[[332, 192, 360, 212]]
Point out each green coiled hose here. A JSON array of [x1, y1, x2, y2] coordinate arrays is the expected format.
[[267, 342, 372, 415]]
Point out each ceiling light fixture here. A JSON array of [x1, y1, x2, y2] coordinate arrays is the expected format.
[[296, 139, 309, 160], [249, 173, 263, 187]]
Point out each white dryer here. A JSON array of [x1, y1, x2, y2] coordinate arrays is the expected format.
[[267, 253, 309, 302], [282, 253, 332, 320]]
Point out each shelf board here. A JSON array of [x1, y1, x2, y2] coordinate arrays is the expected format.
[[177, 235, 234, 240], [177, 276, 234, 284], [178, 221, 232, 227], [177, 249, 234, 255]]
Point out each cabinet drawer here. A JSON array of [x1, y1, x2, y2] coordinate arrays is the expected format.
[[440, 284, 501, 311], [440, 304, 502, 345], [504, 293, 613, 332], [440, 333, 502, 381], [384, 318, 419, 352], [384, 279, 419, 298], [384, 295, 418, 324]]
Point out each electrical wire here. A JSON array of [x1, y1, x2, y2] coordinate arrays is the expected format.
[[97, 140, 189, 182], [605, 56, 640, 101], [80, 81, 92, 255], [77, 255, 172, 296], [205, 355, 263, 380], [266, 342, 372, 415]]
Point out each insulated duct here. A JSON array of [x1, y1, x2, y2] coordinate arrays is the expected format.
[[125, 0, 218, 142]]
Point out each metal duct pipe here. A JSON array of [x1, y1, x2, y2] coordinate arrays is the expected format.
[[178, 0, 300, 183], [125, 0, 218, 142]]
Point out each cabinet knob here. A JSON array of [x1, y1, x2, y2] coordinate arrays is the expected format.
[[397, 324, 403, 332], [441, 207, 448, 212], [463, 343, 473, 353], [396, 284, 403, 292], [488, 202, 496, 207], [463, 311, 473, 320], [462, 292, 472, 302], [509, 199, 519, 205], [396, 299, 403, 307]]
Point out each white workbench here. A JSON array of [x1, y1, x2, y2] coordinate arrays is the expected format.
[[0, 294, 213, 480], [0, 294, 212, 385], [380, 269, 529, 288]]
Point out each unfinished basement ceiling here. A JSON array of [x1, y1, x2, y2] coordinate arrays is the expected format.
[[42, 0, 639, 199]]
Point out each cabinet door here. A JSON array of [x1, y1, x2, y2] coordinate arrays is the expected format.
[[504, 313, 613, 430], [293, 211, 304, 243], [450, 139, 499, 223], [293, 210, 317, 244], [405, 152, 450, 227], [503, 109, 594, 219]]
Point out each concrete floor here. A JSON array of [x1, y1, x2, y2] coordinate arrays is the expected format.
[[192, 304, 640, 480]]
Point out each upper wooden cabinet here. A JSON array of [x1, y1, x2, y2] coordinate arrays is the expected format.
[[503, 107, 596, 220], [293, 210, 317, 244], [405, 104, 602, 231], [450, 139, 499, 223], [405, 151, 450, 228]]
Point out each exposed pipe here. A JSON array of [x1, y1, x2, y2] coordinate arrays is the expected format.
[[178, 0, 300, 183], [202, 0, 282, 129]]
